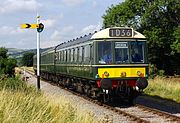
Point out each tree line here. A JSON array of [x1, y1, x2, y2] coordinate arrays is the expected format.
[[103, 0, 180, 75], [0, 47, 34, 77]]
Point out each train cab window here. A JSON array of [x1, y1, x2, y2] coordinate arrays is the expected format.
[[98, 42, 112, 64], [130, 42, 145, 63], [115, 42, 129, 63]]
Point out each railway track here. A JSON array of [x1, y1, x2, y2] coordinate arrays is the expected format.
[[23, 69, 180, 123]]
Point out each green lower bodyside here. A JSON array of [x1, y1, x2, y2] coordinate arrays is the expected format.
[[55, 64, 96, 79]]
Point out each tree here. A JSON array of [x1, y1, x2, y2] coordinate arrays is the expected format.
[[21, 52, 35, 67], [171, 26, 180, 53], [0, 47, 8, 59], [141, 0, 180, 74], [103, 0, 180, 75], [103, 0, 147, 29], [0, 47, 17, 77]]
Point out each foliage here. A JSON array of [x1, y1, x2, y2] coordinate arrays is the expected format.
[[0, 47, 8, 59], [21, 52, 35, 67], [171, 26, 180, 53], [103, 0, 180, 75], [0, 47, 17, 77], [103, 0, 147, 29]]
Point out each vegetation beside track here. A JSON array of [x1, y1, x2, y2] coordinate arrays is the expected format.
[[144, 76, 180, 103], [0, 75, 97, 123]]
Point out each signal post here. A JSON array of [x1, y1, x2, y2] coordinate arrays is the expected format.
[[21, 16, 44, 90], [36, 15, 40, 89]]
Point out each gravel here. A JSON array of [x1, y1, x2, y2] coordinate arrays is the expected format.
[[25, 73, 135, 123]]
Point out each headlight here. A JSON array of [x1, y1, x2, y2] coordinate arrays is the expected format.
[[104, 71, 109, 77], [137, 71, 144, 77], [121, 71, 126, 77]]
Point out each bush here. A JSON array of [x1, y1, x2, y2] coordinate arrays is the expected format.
[[0, 76, 37, 94]]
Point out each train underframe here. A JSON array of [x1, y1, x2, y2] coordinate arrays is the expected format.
[[39, 70, 147, 104]]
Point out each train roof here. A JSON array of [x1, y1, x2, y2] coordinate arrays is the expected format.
[[55, 27, 146, 50], [40, 47, 55, 55]]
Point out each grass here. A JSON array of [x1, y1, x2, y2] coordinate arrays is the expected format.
[[0, 90, 96, 123], [0, 76, 97, 123], [17, 67, 34, 73], [144, 76, 180, 103]]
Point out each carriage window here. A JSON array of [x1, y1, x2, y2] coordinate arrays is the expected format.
[[84, 45, 90, 63], [68, 49, 71, 62], [71, 49, 74, 62], [74, 48, 79, 62], [98, 42, 112, 64], [115, 42, 129, 63], [67, 50, 69, 62], [58, 51, 61, 61], [61, 51, 64, 61], [130, 42, 144, 63], [90, 45, 93, 63], [64, 50, 67, 62], [79, 47, 83, 62]]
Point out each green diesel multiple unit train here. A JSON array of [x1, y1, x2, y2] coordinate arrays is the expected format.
[[33, 27, 148, 103]]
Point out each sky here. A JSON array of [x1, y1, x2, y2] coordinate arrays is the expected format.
[[0, 0, 124, 49]]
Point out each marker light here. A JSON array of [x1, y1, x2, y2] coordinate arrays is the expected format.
[[95, 74, 99, 79]]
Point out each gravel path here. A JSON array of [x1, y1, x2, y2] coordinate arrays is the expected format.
[[25, 73, 136, 123]]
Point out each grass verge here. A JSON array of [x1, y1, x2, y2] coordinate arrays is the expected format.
[[0, 76, 96, 123], [144, 76, 180, 103]]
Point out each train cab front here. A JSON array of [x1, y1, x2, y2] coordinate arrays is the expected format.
[[97, 68, 148, 88], [95, 68, 148, 103]]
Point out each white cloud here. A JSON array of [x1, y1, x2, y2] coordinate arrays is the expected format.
[[40, 26, 74, 48], [62, 0, 85, 6], [0, 0, 42, 14], [0, 26, 30, 35], [80, 22, 102, 35], [50, 26, 73, 40], [50, 30, 62, 41], [41, 13, 63, 28], [41, 19, 57, 28], [92, 0, 97, 8]]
